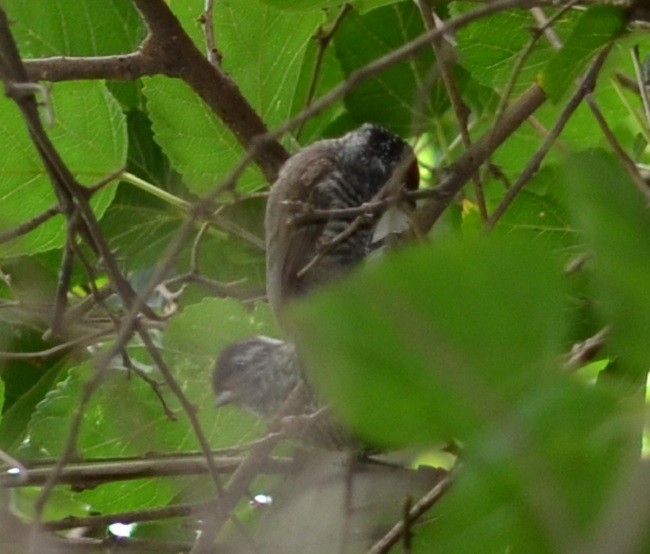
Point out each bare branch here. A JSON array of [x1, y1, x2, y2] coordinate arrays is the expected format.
[[24, 51, 168, 81], [0, 455, 291, 489]]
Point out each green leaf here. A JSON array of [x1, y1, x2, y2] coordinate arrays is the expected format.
[[144, 1, 321, 194], [557, 34, 646, 151], [0, 81, 125, 258], [144, 77, 264, 194], [488, 166, 578, 254], [0, 377, 4, 417], [0, 356, 66, 452], [4, 0, 145, 57], [289, 235, 567, 447], [334, 3, 442, 134], [215, 1, 322, 129], [164, 297, 279, 363], [290, 19, 346, 143], [356, 0, 404, 13], [451, 6, 570, 95], [419, 382, 638, 553], [26, 298, 279, 512], [562, 150, 650, 380], [27, 359, 181, 512], [258, 0, 346, 10], [539, 6, 626, 102]]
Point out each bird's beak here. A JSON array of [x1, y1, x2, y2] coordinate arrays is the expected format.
[[214, 390, 236, 408]]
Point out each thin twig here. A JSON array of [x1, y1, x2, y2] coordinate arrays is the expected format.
[[367, 470, 454, 554], [42, 499, 211, 532], [289, 198, 399, 224], [137, 328, 224, 489], [402, 495, 414, 553], [413, 83, 547, 234], [296, 3, 352, 138], [585, 94, 650, 203], [488, 46, 612, 228], [121, 350, 176, 420], [0, 329, 110, 361], [0, 205, 60, 245], [201, 0, 220, 67], [565, 327, 609, 371], [530, 7, 563, 49], [338, 453, 356, 554], [162, 273, 259, 300], [415, 1, 486, 221], [49, 229, 75, 336], [631, 45, 650, 126], [190, 221, 210, 273], [494, 1, 579, 124]]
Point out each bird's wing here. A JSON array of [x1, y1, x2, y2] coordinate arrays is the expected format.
[[265, 143, 339, 315]]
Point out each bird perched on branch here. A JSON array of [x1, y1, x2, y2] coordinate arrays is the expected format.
[[265, 123, 419, 318], [213, 124, 419, 449], [213, 336, 361, 450]]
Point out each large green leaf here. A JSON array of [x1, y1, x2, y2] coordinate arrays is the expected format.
[[486, 166, 578, 254], [289, 235, 567, 447], [25, 298, 277, 512], [334, 3, 441, 133], [164, 297, 279, 362], [214, 1, 322, 129], [144, 77, 265, 195], [27, 358, 180, 512], [418, 381, 638, 553], [144, 0, 321, 194], [258, 0, 345, 10], [4, 0, 145, 57], [539, 6, 626, 102], [562, 150, 650, 381], [289, 15, 346, 143], [0, 81, 125, 257], [253, 0, 403, 14], [450, 5, 576, 95]]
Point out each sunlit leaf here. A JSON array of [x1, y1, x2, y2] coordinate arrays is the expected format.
[[0, 81, 124, 257]]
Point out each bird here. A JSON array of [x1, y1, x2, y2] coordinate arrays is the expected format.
[[265, 123, 419, 318], [212, 336, 362, 450], [214, 124, 419, 450]]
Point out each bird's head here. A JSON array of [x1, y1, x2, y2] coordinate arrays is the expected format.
[[212, 336, 298, 419]]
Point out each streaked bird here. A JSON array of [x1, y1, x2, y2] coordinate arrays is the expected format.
[[213, 336, 362, 450], [265, 123, 419, 318]]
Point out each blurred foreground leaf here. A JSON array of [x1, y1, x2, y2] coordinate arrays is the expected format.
[[289, 235, 567, 447], [562, 150, 650, 382]]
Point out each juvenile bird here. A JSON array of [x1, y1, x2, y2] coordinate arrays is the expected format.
[[265, 123, 419, 318], [213, 336, 361, 450]]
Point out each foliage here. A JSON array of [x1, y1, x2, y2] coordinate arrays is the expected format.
[[0, 0, 648, 552]]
